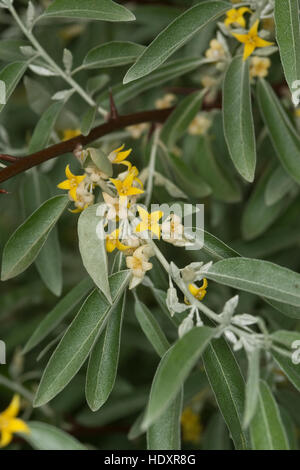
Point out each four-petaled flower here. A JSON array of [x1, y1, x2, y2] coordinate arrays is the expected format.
[[106, 229, 129, 253], [188, 279, 208, 301], [232, 20, 274, 61], [110, 172, 144, 201], [224, 7, 252, 29], [0, 395, 29, 448], [57, 164, 86, 201], [135, 206, 164, 239], [108, 144, 132, 169]]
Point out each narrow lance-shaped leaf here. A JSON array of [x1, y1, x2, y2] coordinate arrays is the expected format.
[[42, 0, 135, 22], [0, 61, 28, 114], [20, 422, 86, 450], [195, 135, 241, 203], [241, 164, 289, 241], [257, 78, 300, 184], [34, 270, 130, 407], [23, 277, 94, 354], [22, 172, 63, 297], [243, 348, 260, 429], [203, 338, 249, 450], [28, 101, 65, 153], [135, 297, 170, 358], [86, 293, 126, 411], [161, 90, 205, 149], [223, 55, 256, 182], [274, 0, 300, 93], [265, 166, 295, 207], [83, 42, 145, 69], [78, 203, 111, 303], [142, 326, 214, 429], [147, 390, 183, 451], [206, 257, 300, 307], [98, 58, 209, 108], [250, 380, 289, 450], [1, 196, 69, 281], [124, 1, 230, 83]]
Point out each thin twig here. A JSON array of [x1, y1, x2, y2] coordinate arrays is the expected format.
[[0, 107, 173, 184]]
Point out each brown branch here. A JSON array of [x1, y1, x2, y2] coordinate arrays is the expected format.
[[0, 154, 20, 163], [0, 107, 173, 185]]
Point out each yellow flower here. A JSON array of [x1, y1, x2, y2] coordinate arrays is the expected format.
[[188, 279, 208, 301], [233, 20, 274, 61], [126, 123, 149, 139], [108, 144, 132, 169], [0, 395, 30, 448], [62, 129, 81, 141], [155, 93, 176, 110], [106, 229, 129, 253], [181, 407, 202, 444], [205, 39, 226, 61], [250, 56, 271, 78], [135, 206, 164, 239], [295, 108, 300, 118], [188, 113, 212, 136], [224, 8, 252, 29], [57, 164, 86, 201], [110, 172, 144, 201], [126, 245, 153, 289]]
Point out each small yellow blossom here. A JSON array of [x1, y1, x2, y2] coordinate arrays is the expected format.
[[233, 20, 274, 61], [110, 172, 144, 201], [205, 39, 226, 61], [188, 113, 212, 136], [126, 245, 153, 289], [250, 56, 271, 78], [57, 164, 86, 201], [62, 129, 81, 141], [224, 8, 252, 29], [295, 108, 300, 118], [201, 76, 218, 89], [135, 206, 164, 239], [108, 144, 132, 169], [188, 279, 208, 301], [103, 192, 128, 220], [181, 407, 202, 444], [155, 93, 176, 110], [126, 123, 149, 139], [161, 214, 191, 247], [0, 395, 29, 448], [106, 229, 129, 253]]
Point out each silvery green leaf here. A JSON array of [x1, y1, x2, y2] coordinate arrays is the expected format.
[[220, 295, 239, 323], [29, 64, 57, 76], [124, 1, 230, 83], [243, 348, 260, 429], [250, 380, 289, 450], [274, 0, 300, 93], [78, 204, 111, 303], [0, 61, 28, 114], [63, 48, 73, 74], [20, 45, 35, 57], [178, 315, 194, 338], [52, 89, 74, 101], [20, 421, 86, 450], [232, 314, 258, 327], [153, 172, 187, 199], [42, 0, 135, 22], [26, 1, 35, 29], [166, 284, 187, 316], [224, 330, 238, 345], [0, 80, 5, 104]]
